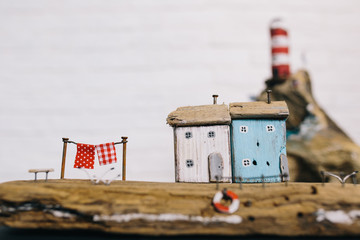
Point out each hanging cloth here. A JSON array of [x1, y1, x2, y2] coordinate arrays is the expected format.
[[74, 143, 95, 169], [95, 142, 117, 166]]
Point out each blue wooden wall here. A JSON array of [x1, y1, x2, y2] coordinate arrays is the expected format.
[[231, 119, 286, 183]]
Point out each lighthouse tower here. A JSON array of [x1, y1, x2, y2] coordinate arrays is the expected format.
[[270, 19, 290, 79]]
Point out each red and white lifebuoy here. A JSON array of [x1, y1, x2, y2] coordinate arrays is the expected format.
[[270, 18, 290, 79], [212, 189, 240, 214]]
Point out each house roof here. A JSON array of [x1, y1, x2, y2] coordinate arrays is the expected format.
[[167, 104, 231, 127], [229, 101, 289, 119]]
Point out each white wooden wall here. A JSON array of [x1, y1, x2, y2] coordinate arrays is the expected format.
[[0, 0, 360, 182], [174, 125, 231, 182]]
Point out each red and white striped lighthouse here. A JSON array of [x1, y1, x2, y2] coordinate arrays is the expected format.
[[270, 19, 290, 79]]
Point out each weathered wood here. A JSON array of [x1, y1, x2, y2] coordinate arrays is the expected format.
[[121, 136, 128, 181], [28, 169, 54, 173], [1, 180, 360, 236], [28, 169, 54, 181], [280, 154, 290, 181], [229, 101, 289, 119], [174, 125, 231, 183], [208, 152, 224, 182], [231, 119, 286, 183], [167, 104, 231, 127], [61, 138, 69, 179]]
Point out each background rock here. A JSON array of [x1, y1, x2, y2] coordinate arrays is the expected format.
[[258, 70, 360, 182]]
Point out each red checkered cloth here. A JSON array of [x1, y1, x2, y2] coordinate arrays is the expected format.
[[95, 142, 117, 166], [74, 143, 95, 169]]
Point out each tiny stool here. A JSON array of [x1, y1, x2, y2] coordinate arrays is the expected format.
[[28, 168, 54, 181]]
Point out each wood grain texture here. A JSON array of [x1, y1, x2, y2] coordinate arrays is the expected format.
[[175, 125, 231, 182], [167, 104, 231, 127], [229, 101, 289, 119], [1, 180, 360, 236], [231, 119, 286, 183]]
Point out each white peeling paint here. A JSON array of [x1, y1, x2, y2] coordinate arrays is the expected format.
[[348, 210, 360, 219], [93, 213, 242, 225], [47, 210, 76, 219], [316, 209, 360, 225], [3, 207, 16, 213], [175, 125, 232, 183], [45, 204, 61, 209], [1, 205, 31, 213], [17, 204, 34, 211]]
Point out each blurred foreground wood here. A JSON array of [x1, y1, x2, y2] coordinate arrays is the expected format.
[[0, 180, 360, 236]]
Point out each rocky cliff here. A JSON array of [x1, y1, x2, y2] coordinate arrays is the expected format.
[[258, 70, 360, 182]]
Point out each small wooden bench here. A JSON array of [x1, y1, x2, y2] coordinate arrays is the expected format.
[[28, 168, 54, 181]]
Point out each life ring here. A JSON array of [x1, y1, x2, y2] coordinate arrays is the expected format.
[[212, 189, 240, 214]]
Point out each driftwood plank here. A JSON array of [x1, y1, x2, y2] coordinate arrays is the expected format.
[[1, 180, 360, 236], [229, 101, 289, 119], [167, 104, 231, 127]]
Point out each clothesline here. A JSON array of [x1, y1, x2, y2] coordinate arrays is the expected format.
[[65, 140, 127, 145], [61, 137, 128, 180]]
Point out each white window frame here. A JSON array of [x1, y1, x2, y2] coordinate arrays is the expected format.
[[239, 126, 248, 133], [185, 132, 192, 139], [186, 159, 194, 168], [266, 125, 275, 132], [208, 131, 215, 138], [242, 159, 251, 167]]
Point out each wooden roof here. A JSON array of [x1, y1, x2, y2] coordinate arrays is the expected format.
[[167, 104, 231, 127], [229, 101, 289, 119]]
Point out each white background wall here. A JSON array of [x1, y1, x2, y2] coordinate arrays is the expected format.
[[1, 0, 360, 183]]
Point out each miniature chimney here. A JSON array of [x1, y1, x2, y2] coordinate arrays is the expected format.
[[266, 90, 272, 104], [212, 95, 218, 105], [270, 19, 290, 79]]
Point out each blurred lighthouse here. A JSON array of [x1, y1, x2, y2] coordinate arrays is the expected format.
[[270, 19, 290, 79]]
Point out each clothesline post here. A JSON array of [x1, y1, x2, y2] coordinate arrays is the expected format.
[[61, 138, 69, 179], [121, 136, 128, 181]]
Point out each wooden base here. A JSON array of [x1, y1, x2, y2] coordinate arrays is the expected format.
[[0, 180, 360, 236]]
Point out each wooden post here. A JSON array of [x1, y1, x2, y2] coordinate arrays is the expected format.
[[121, 136, 128, 181], [212, 94, 218, 105], [61, 138, 69, 179], [266, 90, 272, 104]]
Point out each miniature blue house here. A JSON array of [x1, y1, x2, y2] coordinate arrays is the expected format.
[[229, 101, 290, 183]]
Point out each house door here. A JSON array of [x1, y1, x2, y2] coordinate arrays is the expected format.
[[208, 152, 224, 182]]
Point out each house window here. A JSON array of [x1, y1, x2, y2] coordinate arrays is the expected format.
[[186, 159, 194, 168], [208, 131, 215, 138], [185, 132, 192, 139], [266, 125, 275, 132], [242, 159, 251, 167], [239, 126, 248, 133]]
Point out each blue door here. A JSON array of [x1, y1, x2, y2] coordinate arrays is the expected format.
[[231, 119, 286, 183]]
